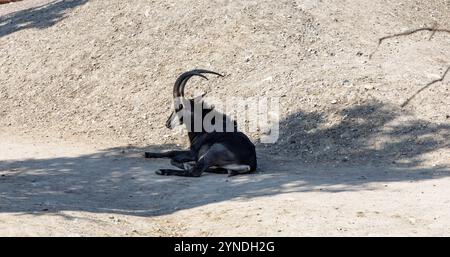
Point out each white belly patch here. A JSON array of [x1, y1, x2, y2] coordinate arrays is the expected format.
[[219, 164, 251, 171]]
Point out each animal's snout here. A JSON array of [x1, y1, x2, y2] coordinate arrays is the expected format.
[[166, 111, 182, 129], [165, 112, 174, 129], [165, 119, 172, 129]]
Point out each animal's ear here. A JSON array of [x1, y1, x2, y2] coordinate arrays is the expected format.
[[175, 103, 183, 111], [193, 91, 207, 102], [173, 97, 184, 110]]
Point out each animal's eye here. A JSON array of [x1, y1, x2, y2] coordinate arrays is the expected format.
[[176, 104, 183, 111]]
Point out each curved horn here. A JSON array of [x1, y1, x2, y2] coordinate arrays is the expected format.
[[178, 69, 224, 97], [173, 70, 208, 98]]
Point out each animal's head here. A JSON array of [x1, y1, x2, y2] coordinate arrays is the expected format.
[[165, 69, 223, 130]]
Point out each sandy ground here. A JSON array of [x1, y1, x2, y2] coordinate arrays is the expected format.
[[0, 0, 449, 236], [1, 131, 449, 236]]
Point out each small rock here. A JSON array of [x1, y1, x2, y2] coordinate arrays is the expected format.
[[341, 79, 350, 86]]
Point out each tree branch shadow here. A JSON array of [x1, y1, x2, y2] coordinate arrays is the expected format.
[[0, 101, 449, 218], [0, 0, 88, 38], [268, 101, 450, 167]]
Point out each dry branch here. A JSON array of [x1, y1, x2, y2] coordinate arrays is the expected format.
[[369, 26, 450, 59], [369, 25, 450, 107], [401, 65, 450, 107], [0, 0, 22, 4]]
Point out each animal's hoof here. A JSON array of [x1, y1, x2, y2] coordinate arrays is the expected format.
[[145, 152, 154, 158], [155, 169, 172, 176], [227, 171, 239, 177]]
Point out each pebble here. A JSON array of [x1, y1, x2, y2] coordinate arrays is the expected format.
[[341, 79, 351, 86]]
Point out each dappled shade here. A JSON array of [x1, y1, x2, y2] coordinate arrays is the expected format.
[[0, 101, 449, 218], [0, 0, 88, 38]]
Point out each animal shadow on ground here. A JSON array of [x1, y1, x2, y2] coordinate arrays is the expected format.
[[0, 101, 449, 217], [0, 0, 88, 38]]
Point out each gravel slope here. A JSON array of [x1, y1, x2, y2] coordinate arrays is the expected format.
[[1, 0, 449, 165], [0, 0, 449, 236]]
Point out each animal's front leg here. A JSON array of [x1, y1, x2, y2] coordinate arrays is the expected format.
[[156, 158, 208, 177], [155, 169, 203, 177], [170, 160, 195, 170], [144, 150, 193, 159], [154, 158, 197, 177], [156, 169, 193, 176]]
